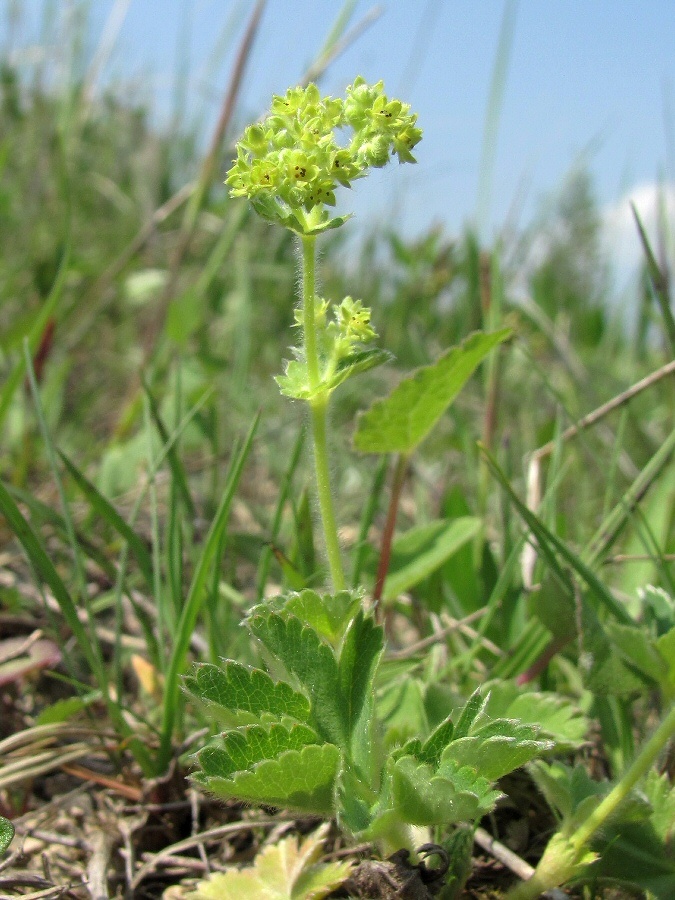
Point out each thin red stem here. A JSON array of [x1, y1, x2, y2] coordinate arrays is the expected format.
[[373, 453, 409, 614]]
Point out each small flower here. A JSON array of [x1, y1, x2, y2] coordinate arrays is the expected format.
[[335, 297, 377, 345]]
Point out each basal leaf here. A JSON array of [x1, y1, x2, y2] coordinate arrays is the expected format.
[[383, 517, 481, 601], [606, 621, 670, 685], [187, 823, 353, 900], [197, 744, 340, 815], [247, 611, 346, 746], [419, 716, 455, 766], [441, 723, 554, 781], [354, 329, 511, 454], [480, 681, 588, 750], [391, 756, 502, 826], [196, 723, 320, 778], [452, 689, 487, 740], [184, 661, 311, 726], [586, 821, 675, 900], [274, 589, 362, 644], [338, 610, 384, 778]]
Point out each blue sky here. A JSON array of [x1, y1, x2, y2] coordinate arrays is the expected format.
[[6, 1, 675, 257]]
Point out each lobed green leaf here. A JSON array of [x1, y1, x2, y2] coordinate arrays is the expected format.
[[391, 756, 502, 826], [196, 743, 340, 816], [196, 722, 320, 779], [247, 611, 346, 746], [338, 610, 384, 778], [441, 721, 554, 781], [267, 589, 362, 644], [184, 661, 311, 726], [480, 681, 588, 750]]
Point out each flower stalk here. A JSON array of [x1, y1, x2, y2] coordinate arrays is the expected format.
[[226, 78, 421, 588]]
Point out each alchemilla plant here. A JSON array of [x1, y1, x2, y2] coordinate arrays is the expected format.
[[187, 78, 565, 864], [186, 78, 675, 897]]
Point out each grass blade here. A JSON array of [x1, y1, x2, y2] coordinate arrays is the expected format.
[[631, 202, 675, 356], [481, 445, 633, 625], [586, 426, 675, 566], [142, 375, 195, 519], [0, 480, 103, 683], [59, 450, 154, 589], [256, 425, 306, 600], [156, 412, 260, 772]]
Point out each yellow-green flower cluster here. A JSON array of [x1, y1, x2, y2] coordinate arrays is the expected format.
[[226, 78, 421, 235], [293, 295, 377, 375]]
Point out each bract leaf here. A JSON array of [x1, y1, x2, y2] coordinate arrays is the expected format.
[[391, 756, 502, 826], [276, 350, 392, 400], [187, 823, 353, 899], [354, 329, 511, 454], [184, 661, 311, 727], [383, 517, 481, 601], [322, 349, 393, 394], [247, 611, 346, 746], [196, 743, 340, 815]]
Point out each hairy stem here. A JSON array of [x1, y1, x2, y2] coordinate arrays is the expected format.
[[300, 234, 345, 590], [310, 397, 345, 591], [301, 235, 320, 390]]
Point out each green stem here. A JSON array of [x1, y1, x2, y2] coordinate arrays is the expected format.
[[506, 701, 675, 900], [301, 235, 320, 390], [310, 396, 345, 591], [300, 234, 346, 591]]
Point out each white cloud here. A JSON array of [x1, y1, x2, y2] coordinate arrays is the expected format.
[[602, 181, 675, 281]]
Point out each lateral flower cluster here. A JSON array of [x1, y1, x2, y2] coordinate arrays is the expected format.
[[294, 295, 377, 371], [226, 77, 422, 235]]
